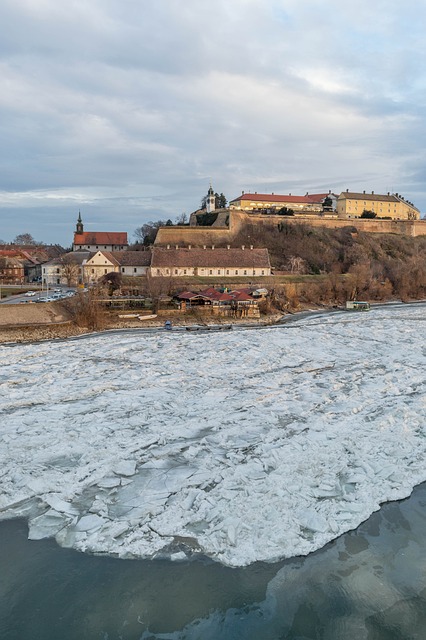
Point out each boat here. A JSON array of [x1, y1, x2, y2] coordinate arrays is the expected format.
[[345, 301, 370, 311]]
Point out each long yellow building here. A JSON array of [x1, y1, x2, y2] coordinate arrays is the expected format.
[[336, 191, 420, 220]]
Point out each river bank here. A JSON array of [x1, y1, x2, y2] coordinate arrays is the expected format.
[[0, 299, 287, 344], [1, 296, 423, 345]]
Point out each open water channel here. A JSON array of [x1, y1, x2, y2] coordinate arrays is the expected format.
[[1, 482, 426, 639]]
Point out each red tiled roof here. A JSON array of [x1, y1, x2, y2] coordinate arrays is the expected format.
[[74, 232, 128, 245], [230, 193, 330, 204], [228, 291, 253, 302], [178, 288, 256, 304]]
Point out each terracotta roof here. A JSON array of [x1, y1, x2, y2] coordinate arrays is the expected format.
[[228, 291, 253, 302], [198, 288, 233, 301], [178, 288, 256, 304], [73, 232, 128, 245], [151, 247, 271, 269], [230, 193, 330, 204], [110, 251, 152, 266], [0, 256, 24, 268]]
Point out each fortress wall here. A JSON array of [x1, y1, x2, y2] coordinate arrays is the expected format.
[[155, 225, 233, 246], [226, 211, 426, 237], [155, 212, 426, 246]]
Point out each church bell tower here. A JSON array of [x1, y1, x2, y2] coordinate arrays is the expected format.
[[206, 185, 215, 213], [76, 211, 84, 234]]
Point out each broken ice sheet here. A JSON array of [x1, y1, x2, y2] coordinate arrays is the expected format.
[[0, 304, 425, 566]]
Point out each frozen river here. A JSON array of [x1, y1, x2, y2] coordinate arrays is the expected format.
[[0, 303, 425, 568]]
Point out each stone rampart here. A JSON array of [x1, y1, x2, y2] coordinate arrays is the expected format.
[[230, 211, 426, 237], [155, 211, 426, 246], [155, 225, 233, 247]]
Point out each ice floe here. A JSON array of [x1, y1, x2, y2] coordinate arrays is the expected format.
[[0, 303, 425, 566]]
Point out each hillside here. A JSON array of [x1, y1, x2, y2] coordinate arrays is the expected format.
[[231, 220, 426, 302]]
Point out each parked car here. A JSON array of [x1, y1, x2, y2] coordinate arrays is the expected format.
[[25, 291, 37, 297]]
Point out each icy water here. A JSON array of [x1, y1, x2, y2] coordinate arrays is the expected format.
[[2, 483, 426, 639], [1, 303, 426, 638]]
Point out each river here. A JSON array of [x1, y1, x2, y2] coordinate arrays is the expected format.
[[1, 482, 426, 639], [1, 304, 425, 638]]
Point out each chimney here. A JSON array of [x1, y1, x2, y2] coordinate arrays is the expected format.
[[346, 188, 349, 192], [329, 190, 331, 194], [242, 190, 244, 195], [242, 245, 245, 250], [272, 192, 274, 195], [363, 190, 365, 194], [387, 192, 390, 195]]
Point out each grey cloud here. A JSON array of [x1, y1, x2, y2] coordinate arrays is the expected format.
[[1, 0, 426, 246]]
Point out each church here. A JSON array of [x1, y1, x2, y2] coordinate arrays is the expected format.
[[72, 212, 128, 252]]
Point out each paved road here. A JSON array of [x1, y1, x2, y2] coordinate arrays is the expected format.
[[0, 286, 75, 305]]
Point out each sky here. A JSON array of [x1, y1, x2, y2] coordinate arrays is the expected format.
[[1, 0, 426, 247]]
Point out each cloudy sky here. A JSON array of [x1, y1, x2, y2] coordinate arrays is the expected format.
[[1, 0, 426, 246]]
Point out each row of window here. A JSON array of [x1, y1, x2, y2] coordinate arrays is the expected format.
[[156, 269, 266, 276]]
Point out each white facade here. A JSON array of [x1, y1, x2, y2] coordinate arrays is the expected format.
[[120, 265, 149, 276], [152, 266, 270, 278]]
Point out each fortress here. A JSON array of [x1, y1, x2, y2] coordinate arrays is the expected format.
[[155, 208, 426, 247]]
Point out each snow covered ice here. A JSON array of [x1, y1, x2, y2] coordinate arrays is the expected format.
[[0, 304, 425, 567]]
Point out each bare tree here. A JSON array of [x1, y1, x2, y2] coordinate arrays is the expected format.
[[60, 255, 81, 287], [13, 233, 36, 245], [287, 256, 307, 274], [175, 212, 188, 225]]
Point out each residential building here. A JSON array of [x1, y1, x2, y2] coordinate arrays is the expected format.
[[42, 252, 91, 286], [336, 191, 420, 220], [175, 287, 261, 317], [112, 251, 151, 277], [150, 246, 271, 277], [42, 250, 152, 286], [84, 251, 120, 284], [0, 256, 25, 284]]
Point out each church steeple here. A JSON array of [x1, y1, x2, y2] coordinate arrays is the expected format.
[[76, 211, 84, 234]]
